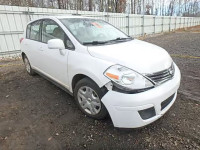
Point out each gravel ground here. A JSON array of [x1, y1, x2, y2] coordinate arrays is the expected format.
[[0, 26, 200, 150]]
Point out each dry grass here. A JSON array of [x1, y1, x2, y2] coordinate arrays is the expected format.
[[175, 25, 200, 33]]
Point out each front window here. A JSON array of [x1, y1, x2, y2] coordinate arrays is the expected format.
[[41, 19, 74, 49], [42, 19, 65, 43], [60, 18, 132, 45]]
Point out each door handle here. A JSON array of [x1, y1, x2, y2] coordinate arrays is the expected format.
[[59, 49, 66, 56]]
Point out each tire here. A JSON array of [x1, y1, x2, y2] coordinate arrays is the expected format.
[[74, 78, 108, 119], [23, 55, 35, 76]]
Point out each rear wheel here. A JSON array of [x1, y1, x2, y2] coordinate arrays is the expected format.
[[74, 78, 108, 119], [23, 55, 35, 76]]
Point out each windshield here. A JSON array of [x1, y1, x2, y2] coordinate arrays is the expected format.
[[60, 18, 131, 45]]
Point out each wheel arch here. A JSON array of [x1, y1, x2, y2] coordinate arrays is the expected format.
[[71, 73, 108, 95], [71, 74, 98, 92]]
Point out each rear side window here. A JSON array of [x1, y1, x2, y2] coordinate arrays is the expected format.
[[28, 21, 41, 41]]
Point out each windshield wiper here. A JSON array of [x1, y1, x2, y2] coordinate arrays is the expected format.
[[109, 37, 133, 42], [82, 37, 133, 45], [83, 41, 108, 45]]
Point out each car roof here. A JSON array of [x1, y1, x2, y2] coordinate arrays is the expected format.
[[28, 15, 96, 24], [55, 15, 92, 19]]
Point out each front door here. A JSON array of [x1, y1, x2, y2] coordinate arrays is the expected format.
[[39, 19, 75, 89]]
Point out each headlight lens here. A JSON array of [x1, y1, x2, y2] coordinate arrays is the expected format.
[[104, 65, 154, 93]]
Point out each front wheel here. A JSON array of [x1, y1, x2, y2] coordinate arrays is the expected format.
[[74, 78, 108, 119]]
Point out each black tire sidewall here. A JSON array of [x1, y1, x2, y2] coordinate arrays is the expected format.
[[23, 55, 35, 76]]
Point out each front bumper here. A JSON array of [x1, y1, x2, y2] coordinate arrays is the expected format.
[[101, 64, 181, 128]]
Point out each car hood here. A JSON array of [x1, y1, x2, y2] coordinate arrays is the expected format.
[[87, 39, 173, 74]]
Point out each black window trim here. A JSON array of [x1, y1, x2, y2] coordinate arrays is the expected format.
[[26, 19, 42, 42], [26, 24, 30, 39], [26, 18, 75, 50]]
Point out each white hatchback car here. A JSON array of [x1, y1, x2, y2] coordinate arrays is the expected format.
[[21, 16, 181, 128]]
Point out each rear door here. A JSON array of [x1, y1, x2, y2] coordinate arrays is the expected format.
[[24, 20, 43, 69], [39, 19, 75, 89]]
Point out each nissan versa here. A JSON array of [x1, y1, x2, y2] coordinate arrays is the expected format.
[[20, 16, 181, 128]]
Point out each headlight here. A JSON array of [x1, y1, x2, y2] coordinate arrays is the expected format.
[[104, 65, 154, 93]]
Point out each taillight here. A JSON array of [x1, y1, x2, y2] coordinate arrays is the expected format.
[[20, 38, 24, 43]]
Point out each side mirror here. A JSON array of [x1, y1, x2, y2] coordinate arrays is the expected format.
[[48, 39, 65, 50]]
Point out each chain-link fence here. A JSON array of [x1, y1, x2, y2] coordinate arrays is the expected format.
[[0, 5, 200, 58]]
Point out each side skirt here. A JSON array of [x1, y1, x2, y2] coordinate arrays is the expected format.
[[33, 69, 73, 96]]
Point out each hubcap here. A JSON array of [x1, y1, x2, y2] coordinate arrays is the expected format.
[[77, 86, 101, 115], [24, 58, 31, 73]]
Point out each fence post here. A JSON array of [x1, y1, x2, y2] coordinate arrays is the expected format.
[[183, 17, 185, 28], [105, 10, 109, 22], [169, 16, 171, 32], [175, 17, 177, 30], [154, 16, 156, 34], [185, 17, 186, 28], [142, 15, 145, 36], [162, 16, 164, 32], [193, 18, 194, 26], [126, 14, 130, 36]]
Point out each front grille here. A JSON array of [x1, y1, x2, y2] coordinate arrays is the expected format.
[[161, 93, 175, 110], [146, 64, 175, 84]]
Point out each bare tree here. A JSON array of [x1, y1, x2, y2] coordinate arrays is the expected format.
[[89, 0, 92, 11], [0, 0, 199, 16], [168, 0, 175, 16]]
